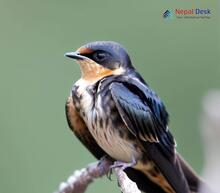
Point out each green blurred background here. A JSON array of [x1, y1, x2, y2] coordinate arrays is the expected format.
[[0, 0, 219, 193]]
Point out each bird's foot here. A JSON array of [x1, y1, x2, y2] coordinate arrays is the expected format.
[[98, 155, 114, 180], [110, 156, 136, 171]]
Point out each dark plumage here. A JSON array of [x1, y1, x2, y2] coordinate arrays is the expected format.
[[65, 41, 206, 193]]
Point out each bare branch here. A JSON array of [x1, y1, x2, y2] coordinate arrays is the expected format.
[[114, 168, 141, 193], [54, 156, 141, 193]]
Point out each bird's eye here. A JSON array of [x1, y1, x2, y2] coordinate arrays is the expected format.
[[93, 51, 108, 62]]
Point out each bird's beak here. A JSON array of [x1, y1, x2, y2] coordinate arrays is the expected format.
[[64, 52, 86, 60]]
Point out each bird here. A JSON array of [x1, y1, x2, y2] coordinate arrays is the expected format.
[[64, 41, 205, 193]]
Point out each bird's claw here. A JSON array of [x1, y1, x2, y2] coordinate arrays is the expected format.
[[110, 161, 132, 171], [98, 155, 114, 179], [106, 169, 113, 180], [110, 156, 137, 171]]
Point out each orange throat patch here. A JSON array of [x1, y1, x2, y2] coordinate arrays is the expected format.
[[77, 59, 124, 82]]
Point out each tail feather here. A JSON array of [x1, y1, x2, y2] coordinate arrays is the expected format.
[[177, 154, 200, 192], [177, 154, 215, 193], [126, 151, 214, 193], [145, 144, 191, 193]]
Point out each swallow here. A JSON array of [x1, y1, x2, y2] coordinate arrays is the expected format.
[[65, 41, 205, 193]]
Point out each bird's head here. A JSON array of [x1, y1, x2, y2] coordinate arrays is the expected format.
[[65, 41, 133, 82]]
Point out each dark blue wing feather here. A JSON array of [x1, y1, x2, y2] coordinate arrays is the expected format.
[[110, 81, 176, 158]]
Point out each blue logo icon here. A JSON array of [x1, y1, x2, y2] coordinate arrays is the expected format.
[[163, 10, 172, 18]]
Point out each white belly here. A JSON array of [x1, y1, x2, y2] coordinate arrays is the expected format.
[[86, 103, 136, 162], [89, 121, 136, 163]]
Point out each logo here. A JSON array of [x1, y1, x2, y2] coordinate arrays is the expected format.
[[163, 10, 172, 18], [163, 8, 212, 19]]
